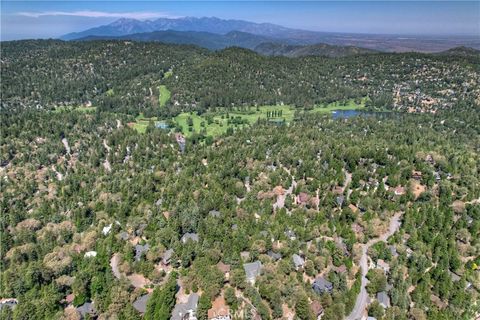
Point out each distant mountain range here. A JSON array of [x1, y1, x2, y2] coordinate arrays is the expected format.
[[61, 17, 294, 41], [61, 16, 480, 53]]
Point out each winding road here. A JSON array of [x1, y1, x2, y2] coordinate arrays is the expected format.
[[345, 212, 402, 320]]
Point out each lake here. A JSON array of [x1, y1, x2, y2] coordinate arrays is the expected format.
[[331, 110, 394, 119]]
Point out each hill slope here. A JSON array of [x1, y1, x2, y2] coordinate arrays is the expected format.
[[254, 42, 378, 58], [78, 30, 279, 50]]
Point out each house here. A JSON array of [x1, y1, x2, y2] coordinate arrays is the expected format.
[[285, 229, 296, 241], [135, 243, 150, 261], [76, 301, 97, 318], [376, 291, 391, 308], [389, 245, 398, 258], [267, 250, 282, 261], [163, 249, 174, 265], [84, 251, 97, 258], [376, 259, 390, 273], [64, 293, 75, 305], [351, 223, 364, 234], [207, 295, 230, 320], [332, 186, 343, 195], [102, 223, 113, 235], [430, 294, 447, 309], [412, 170, 422, 180], [171, 293, 199, 320], [0, 298, 18, 310], [292, 254, 305, 270], [118, 231, 129, 241], [333, 264, 347, 274], [448, 271, 461, 282], [244, 261, 263, 284], [348, 204, 359, 214], [209, 210, 221, 218], [312, 277, 333, 294], [135, 224, 147, 236], [133, 293, 151, 313], [181, 233, 199, 244], [297, 192, 310, 205], [240, 251, 250, 261], [394, 186, 405, 196], [175, 133, 186, 153], [309, 301, 324, 320], [217, 262, 231, 280], [336, 195, 345, 207]]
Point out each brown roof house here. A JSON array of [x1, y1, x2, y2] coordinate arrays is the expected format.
[[310, 301, 324, 320], [208, 295, 230, 320], [217, 262, 231, 281]]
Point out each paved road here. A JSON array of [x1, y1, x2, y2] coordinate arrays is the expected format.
[[345, 212, 402, 320]]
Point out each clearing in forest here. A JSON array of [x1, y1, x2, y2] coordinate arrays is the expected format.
[[159, 85, 171, 107]]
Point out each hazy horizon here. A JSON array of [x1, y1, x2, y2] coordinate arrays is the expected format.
[[2, 1, 479, 41]]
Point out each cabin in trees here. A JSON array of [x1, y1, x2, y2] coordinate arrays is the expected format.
[[0, 298, 18, 311], [244, 261, 263, 285], [312, 277, 333, 294], [207, 295, 230, 320], [172, 293, 199, 320]]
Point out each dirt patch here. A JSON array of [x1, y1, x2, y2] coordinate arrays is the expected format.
[[411, 180, 426, 199]]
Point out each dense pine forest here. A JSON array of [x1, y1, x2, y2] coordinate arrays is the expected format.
[[1, 39, 479, 320]]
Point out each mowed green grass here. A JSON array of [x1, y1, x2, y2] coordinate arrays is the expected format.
[[132, 113, 158, 133], [158, 85, 171, 107], [133, 98, 366, 135], [312, 98, 366, 113], [175, 105, 294, 137]]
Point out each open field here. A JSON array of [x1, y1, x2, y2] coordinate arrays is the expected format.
[[158, 85, 171, 107], [131, 98, 367, 136]]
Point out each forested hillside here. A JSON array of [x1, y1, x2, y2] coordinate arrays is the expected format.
[[1, 39, 480, 320], [2, 40, 479, 116], [1, 103, 480, 319]]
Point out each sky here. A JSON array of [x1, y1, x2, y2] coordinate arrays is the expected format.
[[1, 1, 479, 40]]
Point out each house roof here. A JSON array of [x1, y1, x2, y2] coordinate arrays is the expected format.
[[376, 291, 390, 308], [312, 277, 333, 293], [0, 298, 18, 310], [171, 293, 199, 320], [133, 293, 151, 313], [244, 261, 262, 281], [348, 204, 359, 213], [207, 295, 229, 319], [334, 264, 347, 274], [292, 254, 305, 268], [181, 233, 199, 243], [298, 192, 310, 204], [163, 249, 174, 264], [65, 293, 75, 304], [377, 259, 390, 271], [267, 250, 282, 261], [310, 301, 323, 316], [118, 231, 129, 241], [76, 302, 97, 317], [336, 195, 345, 207], [209, 210, 221, 218], [217, 261, 231, 274], [135, 243, 150, 261]]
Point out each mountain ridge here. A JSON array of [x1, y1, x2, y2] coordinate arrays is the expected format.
[[61, 16, 480, 53]]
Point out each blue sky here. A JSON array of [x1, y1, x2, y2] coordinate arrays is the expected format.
[[2, 1, 479, 40]]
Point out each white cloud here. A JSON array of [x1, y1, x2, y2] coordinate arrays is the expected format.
[[17, 10, 179, 20]]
